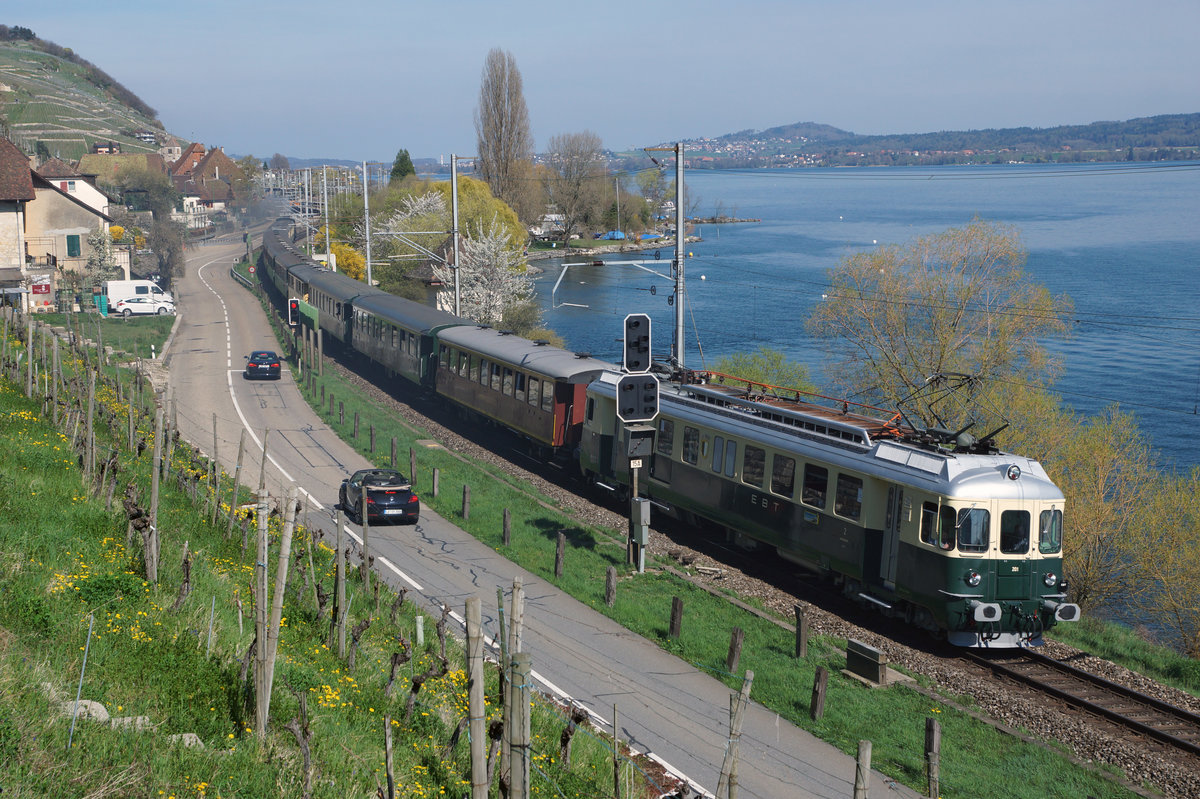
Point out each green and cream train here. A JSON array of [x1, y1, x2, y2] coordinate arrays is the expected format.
[[580, 370, 1079, 647]]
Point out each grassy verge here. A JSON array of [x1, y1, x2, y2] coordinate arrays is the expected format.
[[0, 318, 652, 798], [268, 299, 1156, 799]]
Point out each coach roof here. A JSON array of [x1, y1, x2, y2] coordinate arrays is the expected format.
[[437, 325, 615, 382]]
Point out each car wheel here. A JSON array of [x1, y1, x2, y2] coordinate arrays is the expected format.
[[122, 309, 132, 317], [157, 308, 168, 315]]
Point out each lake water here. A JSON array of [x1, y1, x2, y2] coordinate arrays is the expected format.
[[532, 163, 1200, 471]]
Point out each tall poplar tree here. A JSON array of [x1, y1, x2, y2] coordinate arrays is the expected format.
[[474, 49, 534, 221]]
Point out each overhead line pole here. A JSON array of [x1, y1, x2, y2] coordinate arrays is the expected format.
[[452, 154, 461, 317], [674, 142, 685, 370]]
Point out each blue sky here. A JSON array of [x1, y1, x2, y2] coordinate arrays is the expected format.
[[17, 0, 1200, 163]]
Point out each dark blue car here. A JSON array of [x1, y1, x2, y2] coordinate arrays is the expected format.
[[244, 350, 281, 380]]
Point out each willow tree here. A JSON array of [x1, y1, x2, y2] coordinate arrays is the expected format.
[[807, 219, 1073, 429], [474, 49, 535, 221]]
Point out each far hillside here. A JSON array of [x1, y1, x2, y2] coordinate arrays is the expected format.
[[0, 25, 180, 162]]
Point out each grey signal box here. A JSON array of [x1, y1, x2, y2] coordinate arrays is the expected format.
[[616, 373, 659, 423], [623, 313, 651, 373]]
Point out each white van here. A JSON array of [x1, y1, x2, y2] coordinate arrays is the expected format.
[[104, 279, 173, 305]]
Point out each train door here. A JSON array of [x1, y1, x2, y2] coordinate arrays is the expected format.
[[880, 486, 903, 588]]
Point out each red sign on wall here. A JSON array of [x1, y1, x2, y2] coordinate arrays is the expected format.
[[31, 283, 50, 294]]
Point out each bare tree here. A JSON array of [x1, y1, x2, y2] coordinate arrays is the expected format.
[[474, 49, 534, 220], [543, 130, 605, 244]]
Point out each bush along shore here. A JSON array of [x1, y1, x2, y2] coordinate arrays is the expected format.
[[0, 309, 663, 799]]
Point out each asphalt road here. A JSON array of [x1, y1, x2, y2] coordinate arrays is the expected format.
[[164, 232, 919, 799]]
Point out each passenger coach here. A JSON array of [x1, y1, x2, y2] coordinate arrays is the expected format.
[[435, 326, 613, 455]]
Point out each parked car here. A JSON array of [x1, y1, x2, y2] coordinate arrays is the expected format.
[[338, 468, 420, 525], [113, 296, 175, 317], [243, 350, 282, 380]]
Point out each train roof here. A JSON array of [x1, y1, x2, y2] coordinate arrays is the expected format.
[[437, 325, 616, 382], [353, 292, 468, 333], [591, 372, 1063, 500], [304, 267, 382, 302]]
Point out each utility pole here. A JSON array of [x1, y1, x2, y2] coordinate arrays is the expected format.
[[362, 161, 372, 286], [673, 142, 685, 370], [451, 154, 461, 316], [322, 166, 331, 269]]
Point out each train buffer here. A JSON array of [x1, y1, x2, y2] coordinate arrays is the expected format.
[[842, 639, 914, 688]]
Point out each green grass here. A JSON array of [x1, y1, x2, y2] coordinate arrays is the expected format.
[[0, 321, 649, 798], [37, 312, 174, 362], [1051, 616, 1200, 697]]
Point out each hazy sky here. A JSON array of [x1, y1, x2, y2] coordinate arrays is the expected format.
[[19, 0, 1200, 163]]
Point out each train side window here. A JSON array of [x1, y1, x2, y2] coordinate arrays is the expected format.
[[491, 363, 502, 391], [724, 441, 737, 477], [458, 352, 469, 376], [834, 474, 863, 519], [502, 367, 514, 396], [742, 446, 765, 488], [586, 396, 594, 422], [469, 355, 480, 382], [802, 464, 828, 509], [541, 383, 554, 412], [771, 455, 796, 497], [711, 436, 724, 472], [1039, 509, 1063, 554], [392, 327, 398, 348], [478, 359, 488, 385], [682, 426, 699, 464], [656, 419, 674, 456], [528, 378, 540, 407], [1000, 510, 1030, 554], [439, 345, 450, 367], [515, 372, 527, 402], [922, 502, 956, 550], [957, 508, 990, 553]]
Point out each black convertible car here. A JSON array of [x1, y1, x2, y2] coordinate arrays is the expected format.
[[338, 468, 420, 524]]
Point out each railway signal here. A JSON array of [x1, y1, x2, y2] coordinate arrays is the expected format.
[[616, 373, 659, 423], [623, 313, 651, 373], [288, 297, 299, 326]]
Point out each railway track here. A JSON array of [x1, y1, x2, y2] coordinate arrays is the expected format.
[[966, 648, 1200, 759]]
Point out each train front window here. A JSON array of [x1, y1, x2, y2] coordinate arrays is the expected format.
[[1000, 510, 1030, 554], [957, 508, 990, 553], [1039, 509, 1063, 554]]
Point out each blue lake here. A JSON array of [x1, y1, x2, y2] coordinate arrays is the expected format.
[[532, 163, 1200, 471]]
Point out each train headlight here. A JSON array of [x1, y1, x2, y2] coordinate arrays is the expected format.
[[1043, 571, 1058, 587], [1006, 464, 1022, 481], [965, 570, 982, 587]]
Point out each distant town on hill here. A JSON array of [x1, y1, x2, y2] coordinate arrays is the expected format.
[[623, 113, 1200, 168]]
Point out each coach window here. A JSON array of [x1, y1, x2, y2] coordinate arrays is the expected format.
[[743, 446, 765, 488], [586, 396, 594, 422], [468, 355, 480, 382], [1000, 510, 1030, 555], [802, 464, 828, 509], [724, 441, 737, 477], [656, 419, 674, 456], [439, 345, 450, 367], [458, 352, 469, 376], [834, 474, 863, 520], [528, 378, 540, 407], [1039, 509, 1063, 554], [491, 363, 502, 392], [771, 455, 796, 498], [515, 372, 527, 402], [921, 502, 956, 550], [502, 367, 514, 396], [541, 383, 554, 412], [391, 327, 398, 348], [711, 436, 724, 472], [682, 426, 699, 464], [956, 507, 990, 553]]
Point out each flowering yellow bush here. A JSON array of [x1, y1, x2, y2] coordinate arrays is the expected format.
[[110, 225, 125, 242]]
